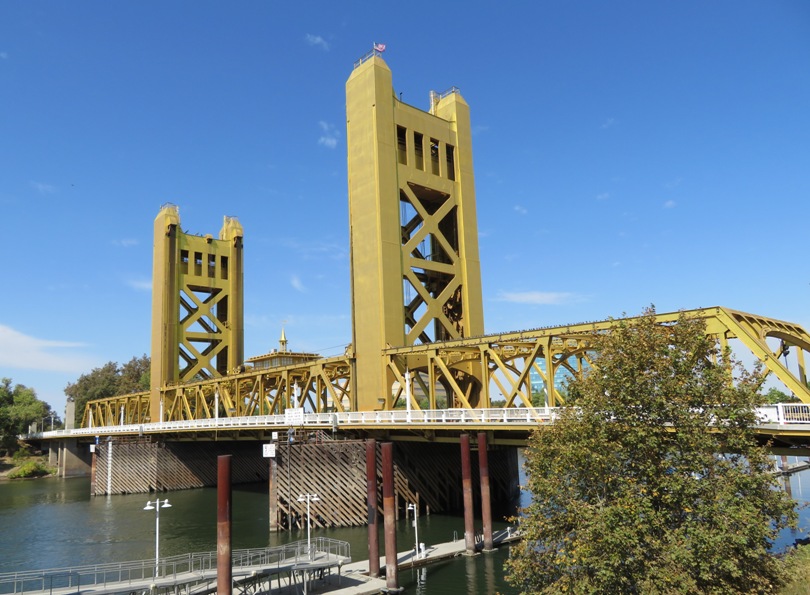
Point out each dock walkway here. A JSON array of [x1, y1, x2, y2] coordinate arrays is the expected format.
[[0, 538, 350, 595], [287, 528, 520, 595]]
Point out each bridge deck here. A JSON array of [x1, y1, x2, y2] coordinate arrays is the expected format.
[[27, 404, 810, 444]]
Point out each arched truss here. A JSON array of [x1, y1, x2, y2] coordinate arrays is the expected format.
[[383, 306, 810, 411], [83, 307, 810, 426], [84, 356, 353, 426]]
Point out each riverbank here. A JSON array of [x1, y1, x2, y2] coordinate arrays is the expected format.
[[0, 455, 55, 480]]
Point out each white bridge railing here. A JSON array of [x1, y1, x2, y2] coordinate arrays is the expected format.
[[26, 404, 810, 439]]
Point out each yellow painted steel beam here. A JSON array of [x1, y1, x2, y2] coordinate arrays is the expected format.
[[84, 306, 810, 428]]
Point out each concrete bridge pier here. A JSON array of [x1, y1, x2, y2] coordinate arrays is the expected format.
[[57, 438, 91, 478]]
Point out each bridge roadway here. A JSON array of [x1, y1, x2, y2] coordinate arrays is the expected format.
[[0, 538, 350, 595], [29, 404, 810, 449]]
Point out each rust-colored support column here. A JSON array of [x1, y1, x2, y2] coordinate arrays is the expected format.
[[217, 455, 232, 595], [477, 432, 494, 551], [460, 433, 476, 555], [382, 442, 400, 591], [366, 439, 380, 578], [269, 455, 278, 532]]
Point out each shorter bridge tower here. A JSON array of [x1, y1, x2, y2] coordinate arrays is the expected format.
[[150, 204, 244, 419]]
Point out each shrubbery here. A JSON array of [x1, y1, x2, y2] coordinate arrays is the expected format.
[[7, 460, 54, 479]]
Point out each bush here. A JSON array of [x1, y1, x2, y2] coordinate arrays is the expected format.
[[8, 460, 54, 479], [781, 545, 810, 595]]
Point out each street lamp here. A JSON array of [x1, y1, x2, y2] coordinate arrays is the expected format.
[[39, 414, 54, 432], [144, 498, 172, 576], [297, 494, 319, 560], [407, 503, 420, 559]]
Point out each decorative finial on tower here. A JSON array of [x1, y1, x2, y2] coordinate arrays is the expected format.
[[279, 327, 288, 353]]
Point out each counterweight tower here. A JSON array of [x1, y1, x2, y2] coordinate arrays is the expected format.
[[346, 54, 484, 410], [150, 204, 244, 418]]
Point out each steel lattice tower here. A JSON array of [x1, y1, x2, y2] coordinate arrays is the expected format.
[[346, 54, 485, 410], [149, 204, 244, 419]]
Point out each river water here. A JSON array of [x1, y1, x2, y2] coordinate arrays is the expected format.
[[1, 457, 808, 594], [0, 476, 518, 594]]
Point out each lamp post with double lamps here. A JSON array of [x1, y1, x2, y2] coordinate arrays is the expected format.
[[297, 494, 320, 560], [144, 498, 172, 577]]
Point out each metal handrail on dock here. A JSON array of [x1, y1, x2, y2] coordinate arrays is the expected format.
[[0, 538, 350, 595]]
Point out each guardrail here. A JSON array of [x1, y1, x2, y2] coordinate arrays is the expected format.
[[24, 404, 810, 440], [0, 538, 350, 595]]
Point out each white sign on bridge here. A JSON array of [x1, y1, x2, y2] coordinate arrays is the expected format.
[[285, 407, 305, 426]]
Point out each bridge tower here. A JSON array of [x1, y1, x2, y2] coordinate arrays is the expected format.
[[346, 54, 484, 410], [149, 204, 244, 418]]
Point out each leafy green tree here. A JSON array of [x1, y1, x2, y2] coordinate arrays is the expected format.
[[763, 386, 799, 404], [506, 308, 797, 594], [0, 379, 55, 455], [64, 357, 150, 426], [118, 355, 150, 394]]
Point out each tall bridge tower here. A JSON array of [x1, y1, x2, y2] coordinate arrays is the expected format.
[[149, 204, 245, 418], [346, 54, 484, 410]]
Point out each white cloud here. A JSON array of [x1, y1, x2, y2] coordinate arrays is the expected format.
[[31, 181, 56, 195], [600, 118, 616, 130], [125, 278, 152, 291], [0, 325, 97, 373], [317, 121, 339, 148], [663, 200, 676, 209], [494, 291, 583, 305], [291, 275, 306, 292], [596, 192, 610, 201], [514, 205, 528, 215], [305, 34, 330, 51], [113, 238, 139, 247]]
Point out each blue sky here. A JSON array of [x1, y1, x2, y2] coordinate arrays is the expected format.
[[2, 1, 809, 416]]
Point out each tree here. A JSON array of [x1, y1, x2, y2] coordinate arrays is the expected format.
[[762, 386, 799, 404], [0, 378, 56, 455], [506, 308, 797, 594], [118, 355, 150, 394], [64, 356, 150, 426]]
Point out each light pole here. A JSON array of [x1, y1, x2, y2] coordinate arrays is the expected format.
[[407, 503, 420, 559], [39, 414, 54, 432], [297, 494, 319, 560], [144, 498, 172, 577]]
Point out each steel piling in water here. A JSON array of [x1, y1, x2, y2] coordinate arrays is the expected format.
[[478, 432, 494, 551], [217, 454, 232, 595], [382, 442, 400, 591], [366, 438, 380, 578], [460, 433, 476, 555]]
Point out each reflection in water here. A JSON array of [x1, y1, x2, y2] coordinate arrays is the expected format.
[[484, 549, 496, 594], [465, 553, 478, 594], [415, 566, 427, 595]]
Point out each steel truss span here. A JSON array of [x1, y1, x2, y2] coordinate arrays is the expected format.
[[81, 306, 810, 427]]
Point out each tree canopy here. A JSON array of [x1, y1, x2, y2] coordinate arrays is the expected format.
[[64, 355, 149, 426], [0, 379, 59, 455], [506, 308, 797, 594]]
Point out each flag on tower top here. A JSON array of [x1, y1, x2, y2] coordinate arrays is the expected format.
[[374, 42, 386, 53]]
